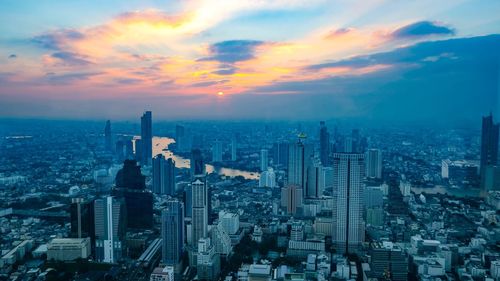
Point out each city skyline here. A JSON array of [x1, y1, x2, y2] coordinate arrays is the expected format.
[[0, 1, 499, 122]]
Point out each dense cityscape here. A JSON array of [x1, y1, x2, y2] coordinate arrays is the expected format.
[[0, 113, 499, 281]]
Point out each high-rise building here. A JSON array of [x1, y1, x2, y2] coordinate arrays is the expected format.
[[113, 160, 153, 229], [306, 159, 323, 198], [369, 242, 408, 281], [481, 113, 500, 190], [196, 238, 220, 281], [260, 149, 269, 172], [259, 168, 276, 188], [150, 266, 175, 281], [281, 184, 303, 215], [218, 210, 239, 235], [272, 142, 289, 168], [319, 121, 330, 165], [162, 200, 184, 266], [183, 185, 192, 218], [70, 198, 95, 251], [94, 196, 126, 263], [190, 149, 205, 178], [366, 149, 382, 179], [288, 134, 313, 198], [141, 111, 153, 166], [332, 153, 365, 254], [153, 154, 176, 195], [191, 177, 208, 246], [212, 140, 223, 162], [231, 135, 237, 161], [104, 120, 113, 152]]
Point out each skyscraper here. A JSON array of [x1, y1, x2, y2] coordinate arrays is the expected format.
[[480, 113, 500, 190], [94, 196, 126, 263], [104, 120, 113, 152], [272, 142, 289, 168], [113, 160, 153, 229], [140, 111, 152, 166], [162, 200, 184, 266], [259, 168, 276, 188], [70, 198, 95, 253], [288, 134, 313, 198], [153, 154, 176, 195], [212, 139, 223, 162], [231, 135, 237, 161], [366, 149, 382, 179], [319, 121, 330, 165], [332, 153, 365, 254], [306, 159, 323, 198], [190, 148, 205, 178], [260, 149, 269, 171], [281, 184, 303, 215], [191, 177, 208, 246]]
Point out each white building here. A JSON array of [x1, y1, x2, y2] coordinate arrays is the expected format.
[[259, 168, 276, 188], [47, 238, 91, 261], [366, 149, 382, 179], [218, 210, 239, 235], [150, 265, 174, 281]]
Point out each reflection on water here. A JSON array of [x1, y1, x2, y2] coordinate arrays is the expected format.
[[152, 137, 259, 180], [411, 186, 481, 198]]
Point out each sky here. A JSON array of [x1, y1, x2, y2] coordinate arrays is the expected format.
[[0, 0, 499, 123]]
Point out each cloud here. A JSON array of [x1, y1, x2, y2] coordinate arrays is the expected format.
[[8, 54, 17, 59], [391, 21, 454, 38], [200, 40, 265, 63], [32, 29, 85, 50], [50, 52, 92, 66], [45, 71, 102, 84]]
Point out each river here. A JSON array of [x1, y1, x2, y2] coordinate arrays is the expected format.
[[150, 137, 259, 180]]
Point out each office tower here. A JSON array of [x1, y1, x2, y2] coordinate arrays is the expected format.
[[190, 149, 206, 178], [135, 138, 143, 162], [364, 186, 384, 226], [273, 142, 289, 168], [94, 196, 126, 263], [332, 153, 365, 254], [218, 210, 239, 235], [231, 135, 237, 161], [70, 198, 95, 244], [150, 266, 175, 281], [259, 168, 276, 188], [369, 242, 408, 281], [260, 149, 269, 171], [196, 238, 220, 281], [306, 159, 323, 198], [176, 125, 192, 152], [343, 137, 353, 153], [212, 139, 223, 162], [351, 129, 361, 153], [113, 160, 153, 229], [290, 221, 304, 241], [366, 149, 382, 179], [104, 120, 113, 152], [153, 154, 176, 195], [481, 113, 500, 190], [162, 200, 184, 266], [191, 177, 208, 246], [210, 222, 232, 256], [116, 137, 134, 161], [141, 111, 153, 166], [319, 121, 330, 165], [281, 184, 303, 215], [184, 185, 192, 217], [288, 134, 313, 198]]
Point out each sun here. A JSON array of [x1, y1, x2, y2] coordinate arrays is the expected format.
[[217, 91, 224, 96]]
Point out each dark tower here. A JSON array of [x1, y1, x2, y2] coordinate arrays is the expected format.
[[104, 120, 113, 152], [140, 111, 153, 166], [319, 121, 330, 165]]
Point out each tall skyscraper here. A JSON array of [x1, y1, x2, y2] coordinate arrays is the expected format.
[[153, 154, 176, 195], [162, 200, 185, 266], [191, 177, 208, 246], [260, 149, 269, 171], [231, 135, 237, 161], [306, 159, 323, 198], [332, 153, 365, 254], [281, 184, 303, 215], [113, 160, 153, 229], [140, 111, 152, 166], [319, 121, 330, 165], [104, 120, 113, 152], [288, 134, 313, 198], [272, 142, 289, 168], [70, 198, 95, 254], [369, 242, 408, 281], [196, 238, 220, 281], [212, 140, 223, 162], [94, 196, 126, 263], [190, 148, 205, 178], [481, 113, 500, 190], [366, 149, 382, 179]]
